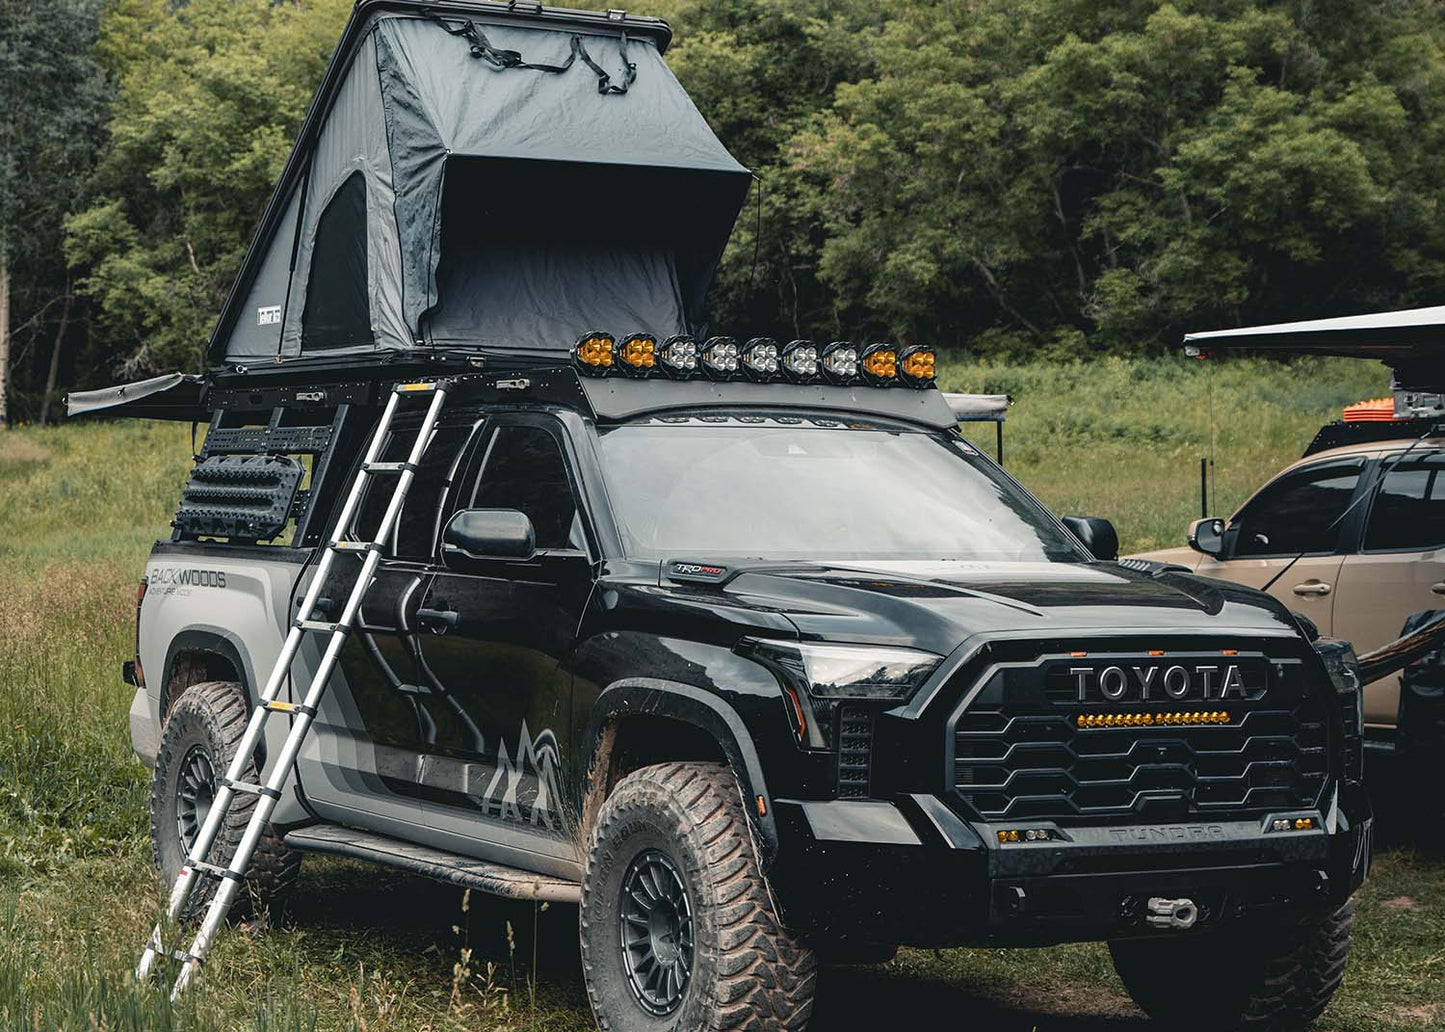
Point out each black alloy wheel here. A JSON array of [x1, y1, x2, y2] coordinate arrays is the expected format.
[[619, 848, 695, 1015], [174, 744, 217, 852]]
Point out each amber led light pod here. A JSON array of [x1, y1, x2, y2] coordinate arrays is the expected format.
[[898, 345, 936, 387], [574, 331, 615, 374], [618, 333, 657, 376], [860, 343, 898, 386]]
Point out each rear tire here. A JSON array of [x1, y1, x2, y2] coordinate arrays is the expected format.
[[580, 761, 817, 1030], [1109, 900, 1354, 1030], [149, 680, 301, 919]]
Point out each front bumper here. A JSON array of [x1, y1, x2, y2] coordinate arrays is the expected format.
[[767, 785, 1372, 948]]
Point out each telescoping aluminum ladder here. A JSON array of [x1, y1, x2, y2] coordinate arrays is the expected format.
[[136, 379, 452, 999]]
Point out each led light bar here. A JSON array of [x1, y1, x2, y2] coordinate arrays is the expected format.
[[898, 345, 936, 388], [701, 336, 739, 381], [820, 341, 859, 385], [860, 343, 898, 386], [1076, 711, 1231, 728], [780, 340, 818, 383], [741, 337, 780, 382], [659, 334, 698, 377], [570, 330, 941, 390], [618, 332, 658, 376], [574, 331, 615, 375]]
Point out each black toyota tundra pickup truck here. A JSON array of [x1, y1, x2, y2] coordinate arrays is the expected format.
[[113, 353, 1372, 1031]]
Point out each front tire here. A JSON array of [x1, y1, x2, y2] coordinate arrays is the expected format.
[[1109, 900, 1354, 1030], [149, 680, 301, 919], [580, 761, 817, 1031]]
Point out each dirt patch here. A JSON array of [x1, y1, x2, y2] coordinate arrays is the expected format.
[[1381, 896, 1423, 911], [1394, 1004, 1439, 1026], [1001, 981, 1140, 1020], [0, 436, 52, 465]]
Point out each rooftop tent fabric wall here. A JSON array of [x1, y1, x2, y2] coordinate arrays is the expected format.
[[373, 14, 751, 357], [278, 30, 406, 360], [223, 185, 300, 360]]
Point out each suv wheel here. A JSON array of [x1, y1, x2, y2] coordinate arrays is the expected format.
[[1109, 899, 1354, 1030], [150, 680, 301, 919], [580, 761, 817, 1030]]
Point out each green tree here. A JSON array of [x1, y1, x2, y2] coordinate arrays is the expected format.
[[0, 0, 107, 425], [788, 0, 1445, 352], [66, 0, 350, 376]]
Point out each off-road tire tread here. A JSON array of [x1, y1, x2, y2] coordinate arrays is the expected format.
[[581, 761, 817, 1031], [1111, 899, 1354, 1031], [149, 680, 302, 918]]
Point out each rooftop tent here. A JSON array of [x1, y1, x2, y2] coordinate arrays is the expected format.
[[210, 1, 751, 371]]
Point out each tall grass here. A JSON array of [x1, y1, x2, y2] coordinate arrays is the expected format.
[[1, 356, 1438, 1032]]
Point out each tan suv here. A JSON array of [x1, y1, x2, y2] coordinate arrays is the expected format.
[[1136, 433, 1445, 737], [1134, 303, 1445, 748]]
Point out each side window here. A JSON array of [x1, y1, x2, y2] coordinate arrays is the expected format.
[[1231, 459, 1363, 558], [469, 425, 581, 551], [353, 423, 475, 558], [1363, 453, 1445, 552]]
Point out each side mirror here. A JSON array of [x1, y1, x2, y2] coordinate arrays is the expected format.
[[442, 508, 535, 564], [1061, 515, 1119, 562], [1188, 517, 1226, 557]]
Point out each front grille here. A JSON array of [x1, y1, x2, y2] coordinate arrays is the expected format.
[[950, 649, 1330, 822]]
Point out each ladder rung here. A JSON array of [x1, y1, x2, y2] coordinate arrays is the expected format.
[[395, 381, 439, 394], [363, 460, 419, 474], [297, 618, 348, 634], [264, 699, 317, 717], [186, 860, 243, 883], [218, 777, 281, 800], [329, 540, 380, 553]]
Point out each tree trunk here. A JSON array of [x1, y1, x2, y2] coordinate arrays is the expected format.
[[0, 251, 10, 428], [39, 287, 72, 426]]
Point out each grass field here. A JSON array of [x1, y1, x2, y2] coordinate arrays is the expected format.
[[1, 355, 1441, 1032]]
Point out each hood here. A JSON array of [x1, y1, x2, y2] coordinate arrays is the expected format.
[[714, 560, 1299, 657]]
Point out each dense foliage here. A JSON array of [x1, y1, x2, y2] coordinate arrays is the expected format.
[[3, 0, 1445, 413]]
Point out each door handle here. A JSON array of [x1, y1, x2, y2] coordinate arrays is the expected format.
[[1432, 582, 1445, 597], [1292, 582, 1332, 597], [417, 607, 459, 634]]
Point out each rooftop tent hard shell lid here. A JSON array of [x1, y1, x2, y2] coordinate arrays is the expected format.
[[211, 1, 751, 370]]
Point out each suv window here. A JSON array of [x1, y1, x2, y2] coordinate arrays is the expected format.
[[467, 425, 581, 551], [354, 422, 474, 558], [1231, 459, 1364, 558], [1363, 452, 1445, 552]]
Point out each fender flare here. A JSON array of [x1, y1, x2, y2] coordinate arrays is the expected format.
[[583, 677, 779, 863], [159, 627, 258, 718]]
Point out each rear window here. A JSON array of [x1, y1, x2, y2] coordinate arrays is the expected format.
[[1364, 452, 1445, 552]]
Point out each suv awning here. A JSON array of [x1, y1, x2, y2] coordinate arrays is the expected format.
[[1184, 305, 1445, 390], [65, 373, 206, 421]]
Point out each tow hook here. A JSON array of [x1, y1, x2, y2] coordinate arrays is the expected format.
[[1146, 897, 1199, 930]]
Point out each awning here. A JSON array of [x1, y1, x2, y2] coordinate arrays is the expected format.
[[65, 373, 207, 421], [1184, 305, 1445, 390]]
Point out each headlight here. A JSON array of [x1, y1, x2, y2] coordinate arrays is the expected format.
[[738, 638, 942, 749], [1315, 636, 1365, 782]]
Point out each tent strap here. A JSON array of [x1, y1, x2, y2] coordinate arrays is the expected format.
[[432, 16, 637, 95]]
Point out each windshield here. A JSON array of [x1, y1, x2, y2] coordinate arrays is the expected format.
[[594, 418, 1086, 562]]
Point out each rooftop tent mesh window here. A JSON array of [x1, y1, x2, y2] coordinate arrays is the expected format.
[[425, 156, 747, 356], [302, 170, 371, 350]]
